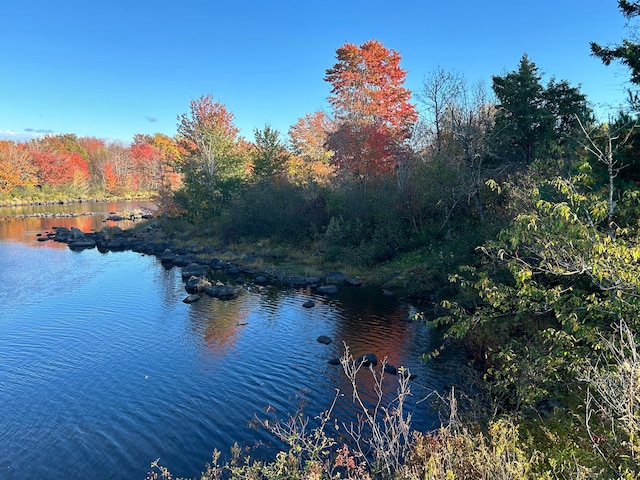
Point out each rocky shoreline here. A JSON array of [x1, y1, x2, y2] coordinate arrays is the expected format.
[[37, 221, 414, 376], [0, 196, 149, 208], [38, 222, 364, 301]]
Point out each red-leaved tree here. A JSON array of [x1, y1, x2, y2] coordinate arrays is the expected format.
[[324, 39, 417, 184]]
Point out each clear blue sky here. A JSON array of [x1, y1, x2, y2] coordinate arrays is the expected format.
[[0, 0, 633, 143]]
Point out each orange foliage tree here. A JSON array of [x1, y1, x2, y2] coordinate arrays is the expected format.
[[31, 150, 90, 187], [0, 141, 38, 194], [324, 39, 417, 184], [288, 111, 336, 185]]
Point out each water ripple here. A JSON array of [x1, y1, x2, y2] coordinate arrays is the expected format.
[[0, 219, 465, 480]]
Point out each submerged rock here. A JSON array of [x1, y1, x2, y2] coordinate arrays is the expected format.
[[317, 285, 338, 295], [317, 335, 332, 345], [183, 294, 201, 304], [204, 284, 238, 300]]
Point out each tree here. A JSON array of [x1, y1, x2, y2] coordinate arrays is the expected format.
[[176, 94, 248, 221], [415, 70, 495, 225], [288, 111, 335, 186], [0, 141, 37, 194], [489, 54, 588, 169], [324, 39, 417, 184], [29, 136, 90, 188], [591, 1, 640, 85], [416, 68, 464, 155], [251, 125, 289, 182]]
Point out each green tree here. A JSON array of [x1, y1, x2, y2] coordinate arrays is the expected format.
[[433, 169, 640, 410], [251, 125, 289, 182], [489, 55, 588, 170], [591, 1, 640, 85], [176, 94, 248, 221]]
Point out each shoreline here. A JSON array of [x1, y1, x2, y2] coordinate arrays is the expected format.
[[0, 196, 153, 208]]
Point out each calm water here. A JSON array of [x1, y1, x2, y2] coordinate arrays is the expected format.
[[0, 201, 460, 479]]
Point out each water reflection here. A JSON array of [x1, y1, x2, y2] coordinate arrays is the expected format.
[[0, 203, 463, 480], [0, 200, 155, 245]]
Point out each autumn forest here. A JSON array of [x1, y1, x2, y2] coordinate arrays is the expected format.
[[9, 1, 640, 477]]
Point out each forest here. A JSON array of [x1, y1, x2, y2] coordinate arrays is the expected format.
[[7, 1, 640, 478]]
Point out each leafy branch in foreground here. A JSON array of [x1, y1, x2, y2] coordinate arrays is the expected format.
[[432, 170, 640, 410]]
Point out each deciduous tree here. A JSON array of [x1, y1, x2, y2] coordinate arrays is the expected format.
[[324, 40, 417, 184], [288, 111, 335, 185], [176, 94, 248, 221], [0, 141, 37, 193]]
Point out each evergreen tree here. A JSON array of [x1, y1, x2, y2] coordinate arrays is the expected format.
[[489, 55, 588, 171], [591, 1, 640, 85]]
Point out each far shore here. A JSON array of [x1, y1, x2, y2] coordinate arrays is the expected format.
[[0, 196, 154, 208]]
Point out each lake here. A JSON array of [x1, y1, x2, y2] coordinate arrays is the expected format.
[[0, 201, 461, 479]]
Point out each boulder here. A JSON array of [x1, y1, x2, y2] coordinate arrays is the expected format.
[[181, 263, 208, 280], [254, 275, 268, 285], [325, 271, 347, 284], [173, 254, 202, 267], [69, 227, 84, 240], [302, 300, 315, 308], [185, 276, 212, 294], [317, 335, 332, 345], [160, 249, 176, 265], [360, 353, 378, 367], [383, 364, 398, 375]]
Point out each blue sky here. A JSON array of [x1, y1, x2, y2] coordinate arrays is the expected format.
[[0, 0, 633, 143]]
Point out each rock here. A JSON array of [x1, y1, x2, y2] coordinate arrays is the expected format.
[[160, 249, 176, 265], [185, 276, 212, 294], [360, 353, 378, 367], [325, 271, 347, 284], [254, 275, 268, 285], [302, 300, 315, 308], [69, 227, 84, 240], [181, 263, 208, 280], [204, 284, 238, 300], [183, 294, 201, 303], [317, 285, 338, 295], [345, 278, 363, 287], [382, 289, 394, 297], [328, 357, 341, 365], [289, 277, 308, 287], [383, 364, 398, 375], [399, 369, 417, 380], [317, 335, 332, 345], [68, 238, 96, 250], [173, 254, 202, 267]]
